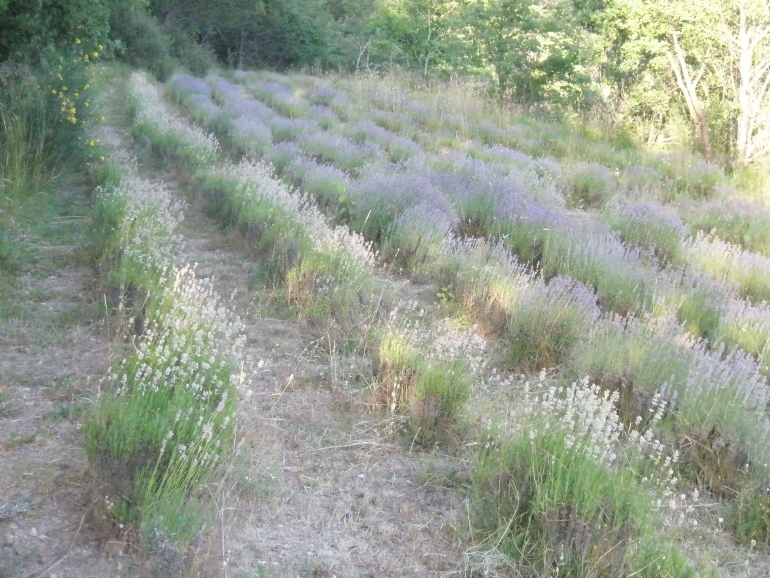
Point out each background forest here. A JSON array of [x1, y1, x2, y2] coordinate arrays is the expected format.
[[2, 0, 770, 168]]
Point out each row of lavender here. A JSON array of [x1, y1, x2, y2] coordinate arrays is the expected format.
[[84, 72, 244, 551], [128, 72, 484, 459], [143, 74, 711, 572], [164, 70, 770, 556], [165, 70, 770, 505], [274, 71, 770, 314], [171, 73, 770, 385]]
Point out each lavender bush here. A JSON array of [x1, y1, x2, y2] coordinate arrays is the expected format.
[[561, 162, 617, 209], [605, 199, 688, 264], [297, 130, 383, 174]]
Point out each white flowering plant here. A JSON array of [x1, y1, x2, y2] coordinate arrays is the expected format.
[[471, 374, 694, 577], [85, 86, 243, 547], [86, 264, 243, 543]]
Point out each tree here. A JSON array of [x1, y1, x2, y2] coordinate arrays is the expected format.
[[602, 0, 770, 165], [462, 0, 600, 106], [369, 0, 463, 76], [149, 0, 336, 69], [728, 0, 770, 165], [0, 0, 110, 62]]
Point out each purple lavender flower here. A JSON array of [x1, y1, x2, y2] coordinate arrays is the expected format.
[[268, 116, 319, 143], [309, 86, 345, 106], [230, 116, 272, 156], [297, 131, 383, 173], [349, 121, 422, 163], [307, 104, 337, 129], [169, 74, 210, 96], [350, 168, 457, 240], [264, 141, 303, 174], [561, 162, 617, 208]]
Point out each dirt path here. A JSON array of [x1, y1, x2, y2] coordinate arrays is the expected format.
[[0, 183, 125, 577], [146, 155, 471, 577]]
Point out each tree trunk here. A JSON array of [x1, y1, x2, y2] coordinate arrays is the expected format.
[[669, 32, 713, 160], [238, 30, 245, 70], [734, 1, 770, 166]]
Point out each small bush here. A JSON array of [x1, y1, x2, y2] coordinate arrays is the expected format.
[[562, 162, 616, 209], [605, 199, 687, 265], [506, 277, 600, 372], [374, 330, 470, 447], [685, 232, 770, 305], [655, 154, 725, 200], [681, 197, 770, 258], [472, 377, 694, 578]]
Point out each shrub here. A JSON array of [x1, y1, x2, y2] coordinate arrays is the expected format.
[[166, 27, 216, 77], [1, 59, 95, 204], [86, 265, 242, 545], [374, 330, 471, 447], [681, 197, 770, 258], [472, 376, 694, 578], [506, 276, 600, 372], [562, 162, 616, 209], [684, 232, 770, 305], [605, 199, 687, 265]]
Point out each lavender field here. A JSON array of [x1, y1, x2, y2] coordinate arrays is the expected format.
[[75, 69, 770, 577]]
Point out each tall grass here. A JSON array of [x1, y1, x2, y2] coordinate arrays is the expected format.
[[0, 60, 97, 278]]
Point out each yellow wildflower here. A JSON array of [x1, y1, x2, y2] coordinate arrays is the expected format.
[[75, 38, 81, 44]]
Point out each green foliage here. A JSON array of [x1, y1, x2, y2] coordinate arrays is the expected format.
[[374, 330, 471, 446], [109, 1, 176, 81], [562, 162, 616, 209], [506, 283, 593, 372], [368, 0, 463, 77], [681, 199, 770, 259], [150, 0, 336, 70], [0, 0, 110, 62], [733, 474, 770, 549], [463, 0, 601, 106], [0, 60, 96, 204], [0, 57, 98, 281]]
